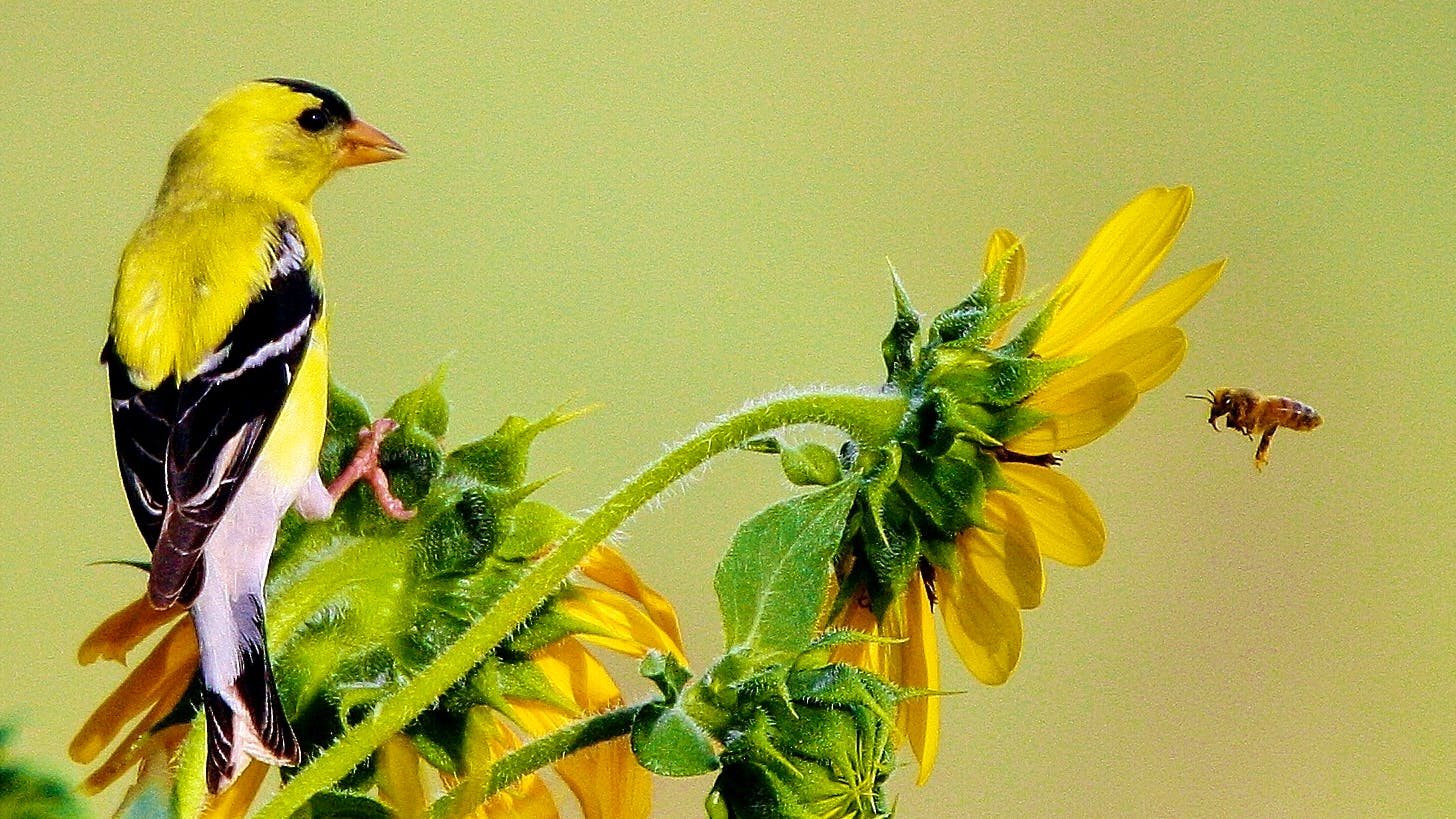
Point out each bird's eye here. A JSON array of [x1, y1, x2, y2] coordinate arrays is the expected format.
[[297, 107, 330, 133]]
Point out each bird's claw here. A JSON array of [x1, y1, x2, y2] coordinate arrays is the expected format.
[[327, 418, 416, 520]]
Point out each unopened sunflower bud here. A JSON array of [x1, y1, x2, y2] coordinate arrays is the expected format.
[[705, 662, 898, 819]]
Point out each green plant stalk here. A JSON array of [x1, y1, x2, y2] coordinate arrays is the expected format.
[[258, 389, 907, 818], [428, 703, 644, 817], [486, 704, 641, 797]]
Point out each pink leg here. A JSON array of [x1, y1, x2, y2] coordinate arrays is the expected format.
[[328, 418, 416, 520]]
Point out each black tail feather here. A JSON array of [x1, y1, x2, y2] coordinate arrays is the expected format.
[[235, 628, 300, 763], [201, 689, 237, 794], [200, 595, 300, 793]]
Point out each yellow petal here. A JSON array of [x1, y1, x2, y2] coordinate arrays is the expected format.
[[462, 712, 561, 819], [202, 760, 267, 818], [937, 564, 1022, 685], [1012, 371, 1138, 454], [893, 580, 940, 784], [578, 545, 686, 656], [1037, 326, 1187, 402], [1062, 258, 1225, 357], [957, 527, 1017, 606], [985, 495, 1043, 609], [998, 465, 1106, 566], [375, 735, 428, 819], [78, 595, 187, 666], [516, 641, 651, 819], [1037, 187, 1193, 357], [113, 723, 189, 815], [828, 597, 887, 676], [71, 619, 198, 766], [530, 637, 624, 715], [557, 586, 684, 662], [77, 656, 195, 794]]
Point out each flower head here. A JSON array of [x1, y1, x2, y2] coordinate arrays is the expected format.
[[827, 187, 1223, 778], [73, 377, 684, 818]]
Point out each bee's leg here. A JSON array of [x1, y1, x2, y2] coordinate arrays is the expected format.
[[1254, 427, 1277, 471]]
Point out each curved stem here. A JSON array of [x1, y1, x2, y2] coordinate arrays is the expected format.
[[258, 389, 906, 818]]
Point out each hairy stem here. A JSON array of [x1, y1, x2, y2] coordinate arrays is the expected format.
[[258, 389, 906, 817]]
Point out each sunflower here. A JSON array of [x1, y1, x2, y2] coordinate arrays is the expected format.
[[72, 381, 685, 818], [830, 186, 1224, 780], [72, 544, 679, 818]]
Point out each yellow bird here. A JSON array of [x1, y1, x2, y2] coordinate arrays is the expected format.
[[104, 79, 409, 792]]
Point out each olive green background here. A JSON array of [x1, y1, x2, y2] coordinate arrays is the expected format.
[[1, 3, 1450, 816]]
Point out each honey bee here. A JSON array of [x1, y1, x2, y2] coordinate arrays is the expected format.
[[1188, 387, 1321, 470]]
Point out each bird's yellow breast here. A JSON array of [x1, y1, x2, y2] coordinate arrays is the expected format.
[[258, 318, 330, 483]]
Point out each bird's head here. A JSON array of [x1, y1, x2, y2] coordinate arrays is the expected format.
[[163, 78, 405, 203]]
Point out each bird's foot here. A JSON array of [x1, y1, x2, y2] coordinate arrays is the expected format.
[[328, 418, 416, 520]]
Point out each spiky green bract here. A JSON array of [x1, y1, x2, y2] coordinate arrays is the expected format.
[[771, 254, 1079, 617], [156, 374, 599, 803], [697, 637, 903, 819]]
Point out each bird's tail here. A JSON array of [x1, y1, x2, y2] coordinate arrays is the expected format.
[[193, 585, 300, 793]]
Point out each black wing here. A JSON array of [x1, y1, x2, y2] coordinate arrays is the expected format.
[[105, 218, 322, 607]]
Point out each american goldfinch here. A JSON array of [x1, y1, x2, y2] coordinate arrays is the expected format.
[[103, 78, 408, 792]]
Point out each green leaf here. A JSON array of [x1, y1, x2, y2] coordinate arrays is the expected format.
[[715, 481, 857, 655], [0, 725, 86, 819], [385, 364, 450, 438], [630, 702, 720, 777], [288, 791, 392, 819]]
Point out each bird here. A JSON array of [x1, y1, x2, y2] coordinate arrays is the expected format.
[[103, 78, 410, 792]]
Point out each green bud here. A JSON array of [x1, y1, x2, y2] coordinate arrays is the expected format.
[[779, 441, 844, 486], [704, 662, 898, 819]]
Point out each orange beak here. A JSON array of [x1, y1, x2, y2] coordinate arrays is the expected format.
[[335, 118, 407, 168]]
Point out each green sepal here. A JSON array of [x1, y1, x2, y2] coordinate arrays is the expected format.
[[320, 381, 373, 482], [641, 650, 694, 702], [287, 791, 392, 819], [990, 405, 1053, 443], [881, 268, 921, 389], [715, 480, 857, 655], [630, 702, 721, 777], [894, 450, 970, 536], [446, 405, 593, 490], [1001, 296, 1058, 357], [928, 288, 998, 349], [384, 364, 450, 439], [853, 446, 923, 616], [403, 707, 466, 776], [494, 499, 575, 561]]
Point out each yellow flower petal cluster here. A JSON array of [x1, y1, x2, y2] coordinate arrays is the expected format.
[[72, 545, 681, 818], [834, 186, 1223, 781]]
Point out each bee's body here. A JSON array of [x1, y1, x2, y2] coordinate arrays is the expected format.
[[1190, 387, 1321, 469]]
